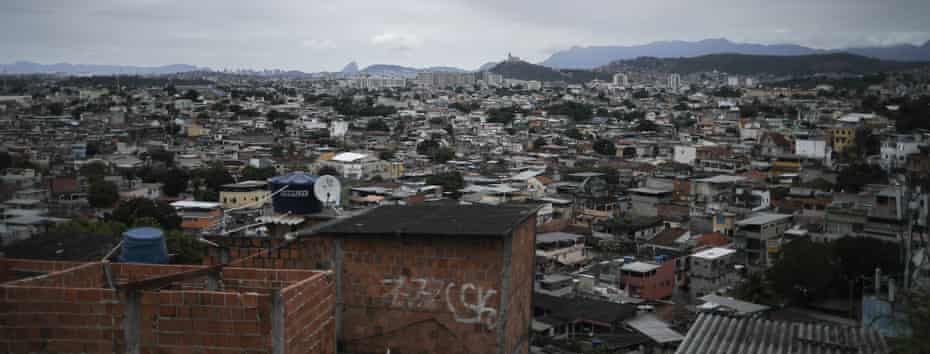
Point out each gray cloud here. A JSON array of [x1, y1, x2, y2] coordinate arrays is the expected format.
[[1, 0, 928, 71]]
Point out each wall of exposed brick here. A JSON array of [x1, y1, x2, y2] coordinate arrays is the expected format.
[[281, 271, 336, 354], [137, 290, 273, 353], [338, 235, 507, 354], [0, 259, 88, 283], [204, 237, 333, 271], [0, 260, 334, 354], [0, 285, 123, 353], [504, 215, 536, 354]]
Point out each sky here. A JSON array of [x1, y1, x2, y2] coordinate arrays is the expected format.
[[1, 0, 929, 72]]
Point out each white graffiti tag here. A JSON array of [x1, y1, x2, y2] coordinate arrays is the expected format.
[[381, 276, 498, 330], [446, 282, 498, 330]]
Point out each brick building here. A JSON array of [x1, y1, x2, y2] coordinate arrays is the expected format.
[[0, 259, 335, 354], [204, 204, 540, 354]]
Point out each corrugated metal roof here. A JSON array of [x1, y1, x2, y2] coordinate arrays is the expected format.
[[674, 313, 889, 354]]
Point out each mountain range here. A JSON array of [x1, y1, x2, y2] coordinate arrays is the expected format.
[[489, 60, 611, 83], [541, 38, 930, 69], [0, 61, 205, 75], [597, 53, 930, 76]]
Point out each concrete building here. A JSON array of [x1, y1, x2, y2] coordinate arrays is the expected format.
[[733, 213, 793, 268], [536, 232, 588, 270], [880, 134, 922, 171], [219, 180, 270, 209], [668, 73, 682, 92], [618, 259, 676, 300], [613, 73, 629, 87], [169, 200, 222, 232], [317, 152, 390, 180], [627, 187, 674, 217], [688, 247, 740, 300]]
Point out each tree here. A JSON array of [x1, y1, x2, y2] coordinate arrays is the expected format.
[[426, 172, 464, 193], [111, 198, 182, 230], [486, 107, 518, 124], [416, 140, 441, 156], [891, 289, 930, 353], [634, 120, 659, 131], [431, 147, 456, 163], [318, 165, 340, 177], [366, 118, 390, 131], [241, 166, 277, 181], [0, 151, 10, 171], [378, 150, 396, 161], [80, 161, 109, 182], [165, 230, 205, 265], [545, 102, 593, 122], [272, 119, 287, 133], [833, 237, 902, 283], [533, 137, 547, 150], [149, 150, 175, 167], [566, 128, 584, 140], [593, 139, 616, 156], [198, 165, 234, 193], [835, 164, 886, 193], [88, 181, 119, 208], [767, 239, 838, 305], [161, 168, 190, 197]]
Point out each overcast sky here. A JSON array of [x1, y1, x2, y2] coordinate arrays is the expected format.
[[2, 0, 929, 72]]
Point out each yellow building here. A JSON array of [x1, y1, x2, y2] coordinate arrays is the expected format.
[[831, 127, 856, 153], [219, 180, 270, 209], [187, 122, 210, 137]]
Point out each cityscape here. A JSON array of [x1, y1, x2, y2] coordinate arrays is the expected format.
[[2, 1, 930, 354]]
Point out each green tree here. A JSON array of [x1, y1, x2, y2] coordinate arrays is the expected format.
[[378, 150, 396, 160], [241, 166, 277, 181], [366, 118, 390, 131], [166, 230, 205, 265], [634, 120, 659, 131], [431, 147, 456, 163], [80, 161, 109, 182], [197, 165, 234, 194], [162, 168, 190, 197], [0, 151, 11, 170], [533, 137, 547, 150], [426, 172, 465, 193], [890, 289, 930, 353], [110, 198, 182, 230], [318, 165, 340, 177], [767, 239, 838, 305], [88, 181, 119, 208], [835, 164, 886, 193], [593, 139, 616, 156], [417, 139, 441, 155], [566, 128, 584, 140]]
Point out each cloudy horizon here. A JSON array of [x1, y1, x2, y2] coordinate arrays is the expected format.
[[2, 0, 929, 72]]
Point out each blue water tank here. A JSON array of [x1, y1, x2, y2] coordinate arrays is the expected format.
[[119, 227, 168, 264], [268, 172, 323, 215]]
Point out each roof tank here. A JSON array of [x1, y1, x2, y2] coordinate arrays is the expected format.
[[268, 172, 323, 215], [119, 227, 169, 264]]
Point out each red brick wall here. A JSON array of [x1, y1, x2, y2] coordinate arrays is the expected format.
[[619, 261, 676, 301], [0, 286, 123, 353], [339, 235, 507, 354], [504, 215, 536, 354], [4, 261, 105, 288], [281, 271, 336, 354], [138, 290, 274, 353], [204, 237, 334, 271], [0, 258, 89, 283]]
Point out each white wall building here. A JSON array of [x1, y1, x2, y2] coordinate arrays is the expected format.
[[674, 145, 697, 165], [795, 138, 830, 160]]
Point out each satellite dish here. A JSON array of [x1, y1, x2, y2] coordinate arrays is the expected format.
[[314, 175, 342, 206]]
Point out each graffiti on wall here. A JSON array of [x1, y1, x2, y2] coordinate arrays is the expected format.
[[382, 275, 498, 330]]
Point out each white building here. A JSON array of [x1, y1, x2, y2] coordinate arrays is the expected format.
[[880, 134, 922, 171], [727, 76, 740, 87], [613, 73, 629, 87], [794, 138, 830, 160], [318, 152, 389, 180], [673, 145, 697, 165], [668, 74, 682, 92], [329, 120, 349, 138]]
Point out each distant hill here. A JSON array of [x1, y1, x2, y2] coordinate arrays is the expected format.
[[341, 61, 360, 74], [0, 61, 205, 75], [360, 64, 468, 78], [489, 60, 611, 83], [541, 38, 930, 69], [597, 53, 930, 76]]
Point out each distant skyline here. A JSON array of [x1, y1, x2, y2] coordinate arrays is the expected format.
[[2, 0, 929, 72]]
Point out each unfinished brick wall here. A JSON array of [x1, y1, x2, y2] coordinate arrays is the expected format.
[[0, 258, 88, 283], [0, 262, 124, 353], [204, 236, 333, 270], [0, 260, 336, 354], [281, 271, 336, 354], [137, 290, 273, 353], [504, 216, 536, 354]]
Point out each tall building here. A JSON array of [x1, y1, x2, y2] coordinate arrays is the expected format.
[[727, 75, 740, 87], [668, 73, 682, 92], [613, 73, 629, 87]]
